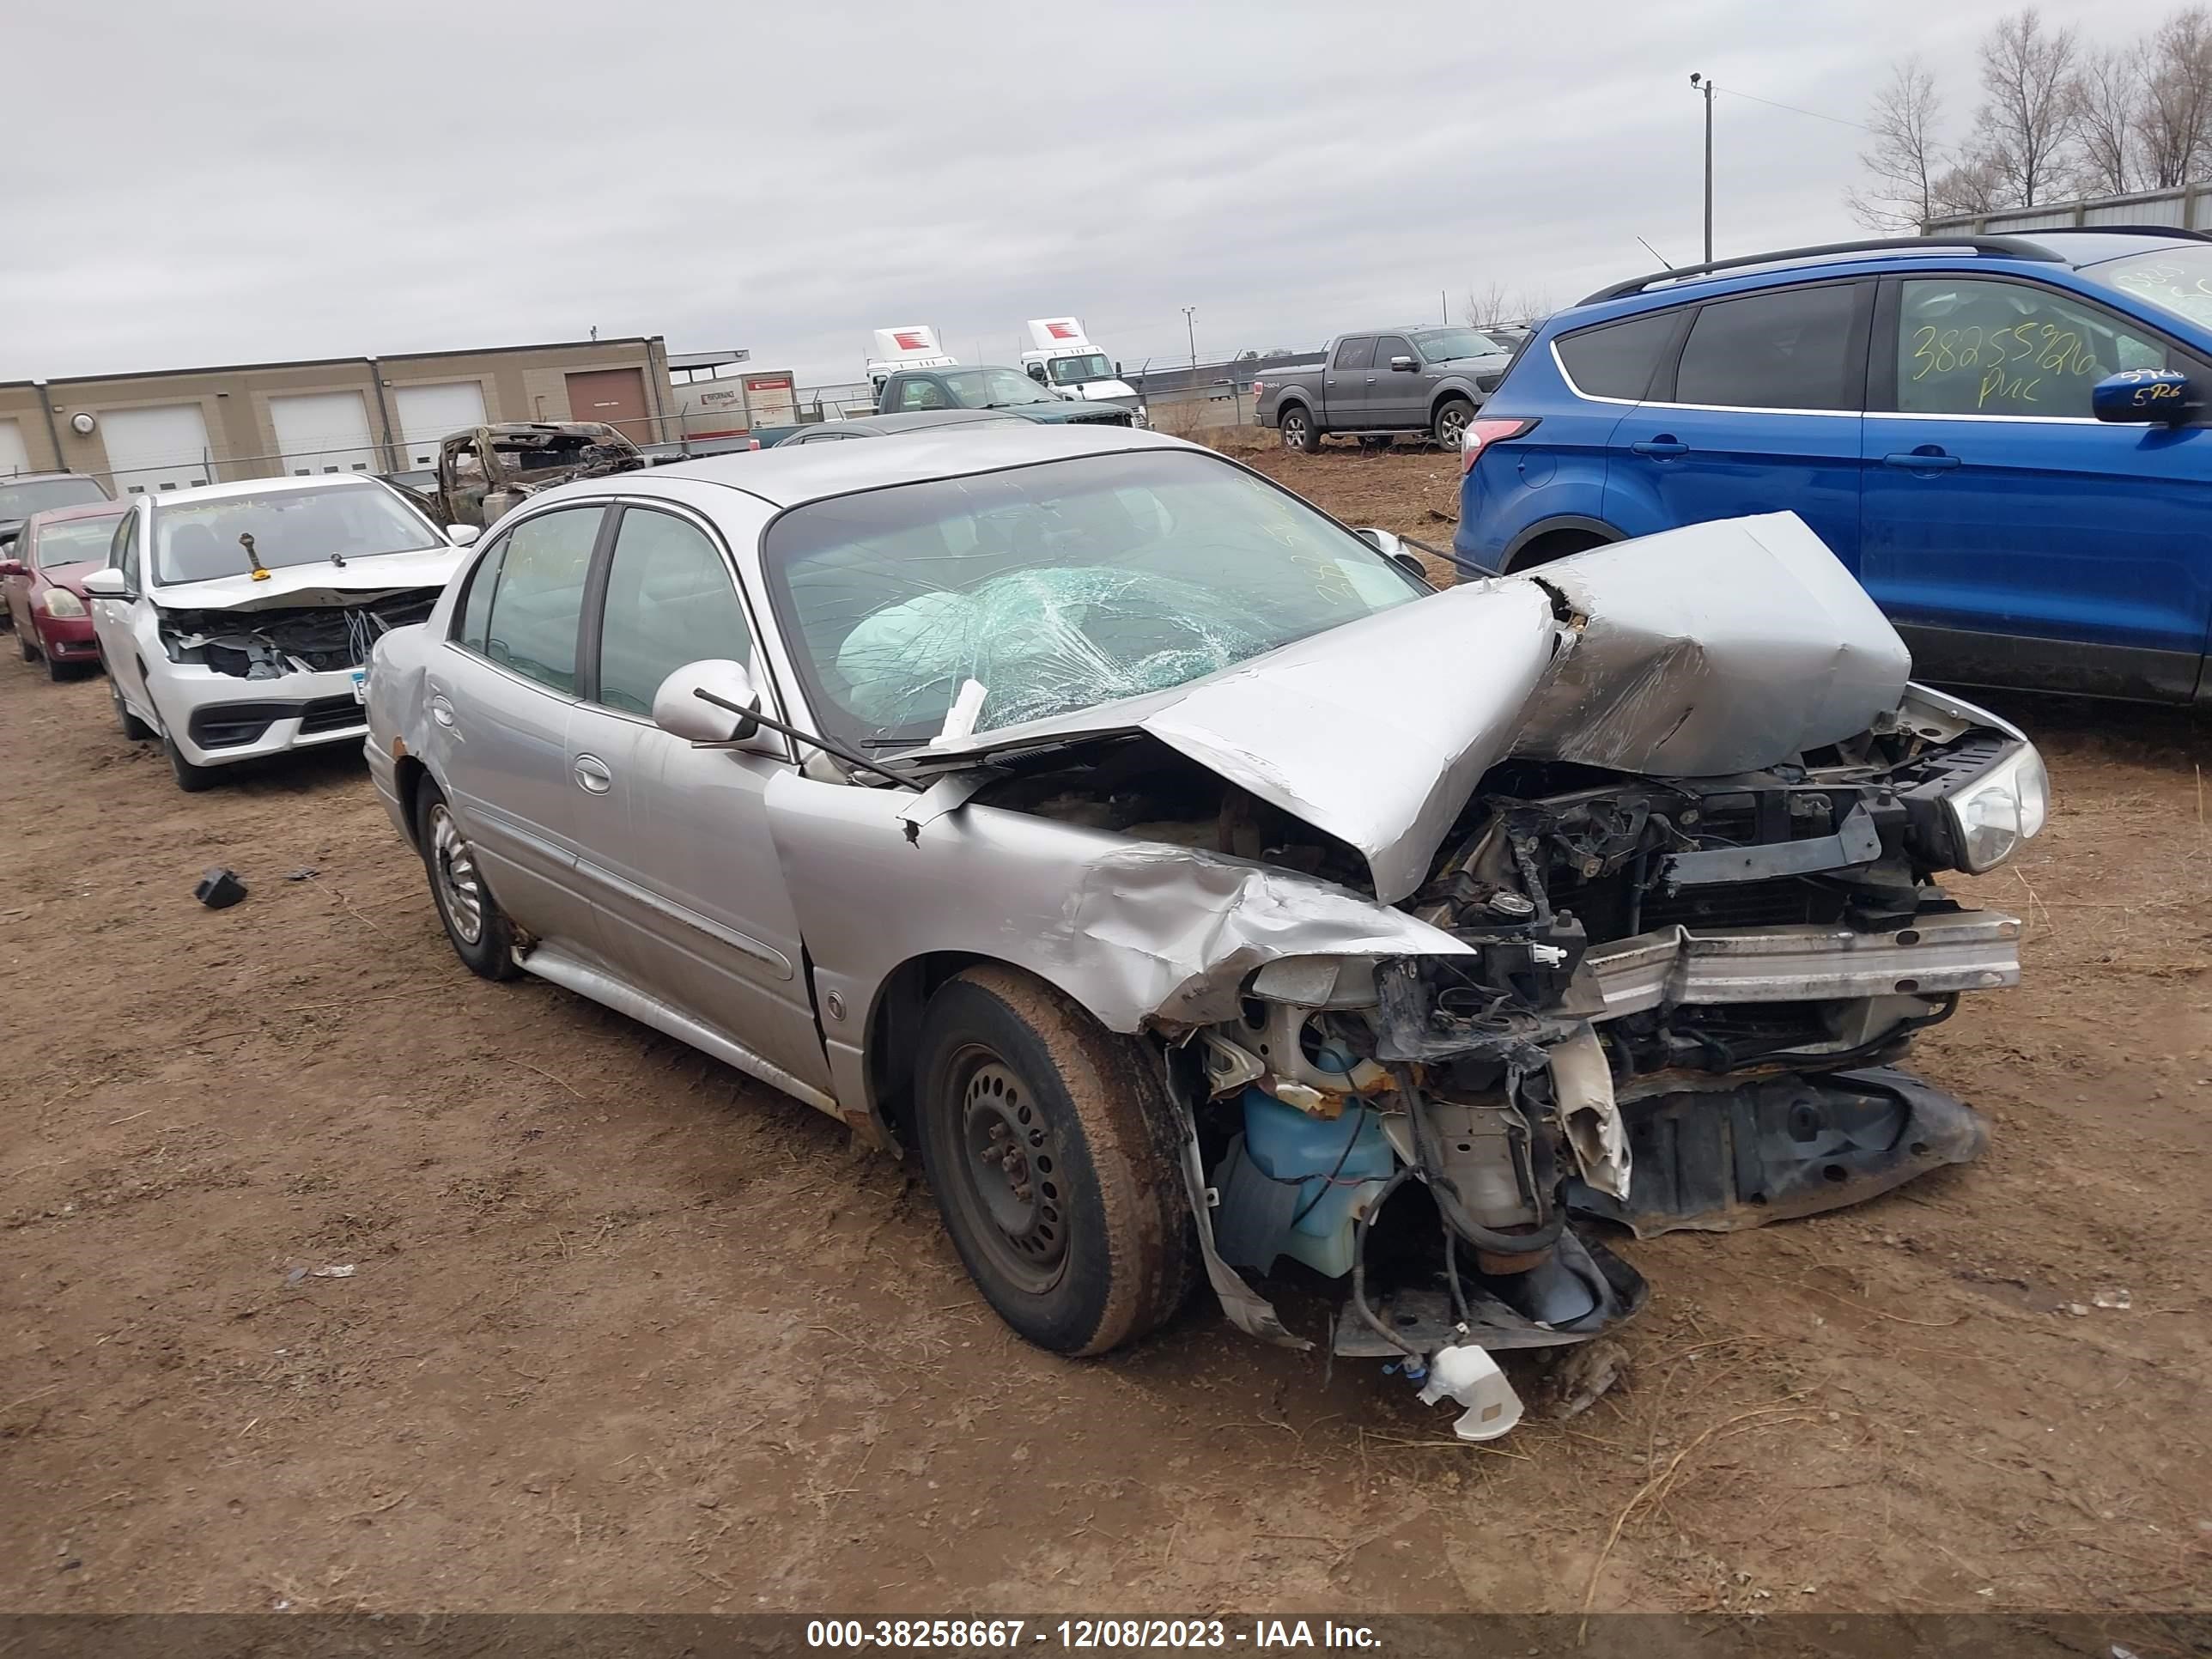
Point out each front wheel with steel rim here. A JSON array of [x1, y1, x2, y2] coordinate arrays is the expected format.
[[915, 965, 1198, 1356], [1279, 405, 1320, 453], [1432, 396, 1474, 450], [414, 781, 519, 979]]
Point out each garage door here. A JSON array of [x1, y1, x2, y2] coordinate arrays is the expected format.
[[392, 381, 488, 470], [270, 390, 377, 477], [0, 418, 31, 477], [564, 368, 650, 443], [100, 404, 214, 495]]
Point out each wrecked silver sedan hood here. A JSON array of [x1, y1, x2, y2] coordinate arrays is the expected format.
[[922, 514, 1911, 904]]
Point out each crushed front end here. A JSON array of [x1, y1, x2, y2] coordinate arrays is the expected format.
[[1188, 681, 2040, 1438]]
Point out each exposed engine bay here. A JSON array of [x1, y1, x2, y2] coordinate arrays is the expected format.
[[158, 588, 440, 678], [975, 679, 2039, 1439]]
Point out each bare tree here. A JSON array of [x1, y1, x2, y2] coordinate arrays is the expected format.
[[2138, 5, 2212, 188], [2069, 44, 2144, 195], [1970, 9, 2081, 207], [1462, 279, 1512, 327], [1931, 156, 2008, 219], [1848, 58, 1949, 231]]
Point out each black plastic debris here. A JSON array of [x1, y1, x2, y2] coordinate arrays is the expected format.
[[283, 867, 319, 882], [194, 867, 247, 909]]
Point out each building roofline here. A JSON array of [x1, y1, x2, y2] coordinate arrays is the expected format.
[[39, 336, 665, 387]]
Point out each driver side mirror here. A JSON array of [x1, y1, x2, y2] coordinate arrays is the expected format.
[[1389, 355, 1418, 372], [0, 559, 25, 580], [1026, 364, 1048, 382], [1355, 526, 1429, 580], [2093, 368, 2201, 426], [81, 567, 129, 599], [447, 524, 481, 546], [652, 659, 781, 756]]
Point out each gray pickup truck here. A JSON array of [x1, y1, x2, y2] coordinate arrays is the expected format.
[[1254, 325, 1518, 452]]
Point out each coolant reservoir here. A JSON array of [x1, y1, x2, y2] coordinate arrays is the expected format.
[[1242, 1088, 1395, 1277]]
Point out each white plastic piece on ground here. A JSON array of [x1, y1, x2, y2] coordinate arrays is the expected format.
[[1417, 1344, 1525, 1442], [1550, 1024, 1632, 1202]]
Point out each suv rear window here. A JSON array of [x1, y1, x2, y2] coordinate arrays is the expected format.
[[1555, 313, 1680, 400], [1674, 283, 1863, 411]]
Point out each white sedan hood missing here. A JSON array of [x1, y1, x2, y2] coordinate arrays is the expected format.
[[149, 547, 468, 612]]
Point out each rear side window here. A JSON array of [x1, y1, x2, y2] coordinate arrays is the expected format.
[[1332, 337, 1376, 370], [1674, 283, 1863, 410], [1555, 312, 1681, 400], [459, 506, 600, 694]]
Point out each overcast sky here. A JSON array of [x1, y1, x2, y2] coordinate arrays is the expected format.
[[4, 0, 2136, 388]]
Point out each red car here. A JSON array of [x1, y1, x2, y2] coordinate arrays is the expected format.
[[1, 499, 127, 681]]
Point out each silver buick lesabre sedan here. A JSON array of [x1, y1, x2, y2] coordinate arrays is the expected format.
[[364, 424, 2042, 1439]]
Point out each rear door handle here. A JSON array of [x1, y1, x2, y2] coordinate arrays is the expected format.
[[573, 754, 612, 793], [1631, 439, 1689, 457], [1883, 449, 1960, 470]]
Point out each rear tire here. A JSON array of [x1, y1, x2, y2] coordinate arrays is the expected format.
[[915, 965, 1197, 1356], [416, 781, 520, 981], [1278, 405, 1321, 454], [44, 650, 69, 683], [1432, 397, 1475, 449], [18, 630, 37, 663], [163, 732, 222, 793]]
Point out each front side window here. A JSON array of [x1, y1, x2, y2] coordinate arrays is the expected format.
[[114, 510, 140, 591], [1332, 337, 1376, 371], [1555, 311, 1681, 400], [899, 379, 951, 412], [1373, 335, 1415, 368], [152, 481, 442, 585], [465, 507, 599, 693], [595, 510, 753, 716], [33, 514, 125, 570], [1674, 283, 1863, 411], [762, 449, 1426, 751], [1894, 277, 2166, 417]]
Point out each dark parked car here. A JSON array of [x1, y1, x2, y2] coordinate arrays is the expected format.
[[1, 471, 110, 627], [1456, 228, 2212, 702], [1254, 327, 1517, 452], [875, 366, 1133, 426]]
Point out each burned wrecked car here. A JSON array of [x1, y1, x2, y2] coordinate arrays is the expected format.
[[428, 422, 645, 531], [362, 427, 2040, 1438], [82, 477, 472, 791]]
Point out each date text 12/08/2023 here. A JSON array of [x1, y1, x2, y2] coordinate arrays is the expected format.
[[804, 1620, 1383, 1650]]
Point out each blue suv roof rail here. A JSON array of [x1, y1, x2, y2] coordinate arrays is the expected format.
[[1577, 234, 2068, 306], [2005, 224, 2212, 242]]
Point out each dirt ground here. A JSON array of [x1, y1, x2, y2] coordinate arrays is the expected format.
[[3, 447, 2209, 1619]]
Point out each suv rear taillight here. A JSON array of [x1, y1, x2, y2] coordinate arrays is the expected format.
[[1462, 416, 1538, 474]]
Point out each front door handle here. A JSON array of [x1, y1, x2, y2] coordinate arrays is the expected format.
[[573, 754, 612, 793], [1631, 438, 1689, 458], [1883, 447, 1960, 471], [429, 695, 456, 728]]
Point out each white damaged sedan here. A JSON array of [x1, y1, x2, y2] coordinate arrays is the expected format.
[[362, 425, 2044, 1439], [83, 475, 475, 791]]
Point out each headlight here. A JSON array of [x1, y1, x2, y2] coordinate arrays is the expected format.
[[40, 588, 86, 618], [1945, 742, 2049, 872]]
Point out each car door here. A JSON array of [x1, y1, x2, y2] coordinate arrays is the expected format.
[[1323, 336, 1376, 428], [1608, 280, 1871, 573], [428, 503, 607, 951], [89, 505, 153, 717], [1860, 273, 2209, 700], [562, 501, 834, 1092], [1368, 333, 1425, 428]]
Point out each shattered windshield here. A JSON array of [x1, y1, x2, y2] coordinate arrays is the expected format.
[[153, 483, 442, 585], [1048, 354, 1114, 386], [761, 448, 1428, 751]]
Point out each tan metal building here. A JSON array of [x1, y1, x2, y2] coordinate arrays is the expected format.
[[0, 337, 686, 495]]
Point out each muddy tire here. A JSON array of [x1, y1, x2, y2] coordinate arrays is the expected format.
[[108, 672, 155, 740], [1278, 404, 1321, 454], [44, 649, 69, 683], [1432, 397, 1475, 450], [163, 732, 222, 793], [416, 781, 520, 981], [17, 628, 36, 664], [915, 965, 1197, 1356]]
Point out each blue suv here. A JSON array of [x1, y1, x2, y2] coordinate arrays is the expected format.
[[1456, 228, 2212, 702]]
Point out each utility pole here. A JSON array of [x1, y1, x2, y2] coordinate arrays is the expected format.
[[1689, 72, 1713, 264], [1182, 306, 1198, 372]]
